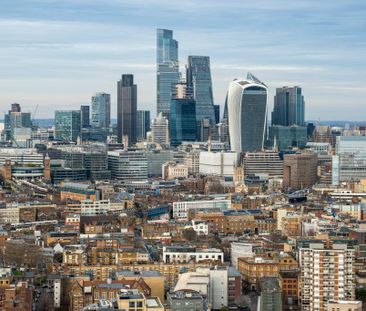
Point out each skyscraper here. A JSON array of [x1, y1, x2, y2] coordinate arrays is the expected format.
[[272, 86, 305, 126], [151, 112, 169, 146], [117, 74, 137, 145], [4, 103, 32, 142], [186, 56, 216, 123], [91, 93, 110, 128], [156, 29, 179, 118], [55, 110, 81, 142], [136, 110, 151, 141], [80, 105, 90, 128], [226, 73, 268, 153], [170, 83, 197, 146]]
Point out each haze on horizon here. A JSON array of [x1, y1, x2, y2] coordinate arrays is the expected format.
[[0, 0, 365, 120]]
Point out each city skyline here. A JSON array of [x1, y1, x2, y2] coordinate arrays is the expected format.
[[1, 0, 366, 120]]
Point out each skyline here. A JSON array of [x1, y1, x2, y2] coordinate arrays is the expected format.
[[1, 0, 366, 120]]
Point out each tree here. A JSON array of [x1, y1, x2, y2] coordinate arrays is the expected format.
[[182, 228, 197, 242]]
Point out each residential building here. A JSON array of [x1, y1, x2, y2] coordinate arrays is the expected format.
[[55, 110, 81, 142], [260, 277, 283, 311], [91, 92, 111, 128], [80, 199, 110, 216], [326, 300, 362, 311], [227, 73, 268, 153], [117, 74, 137, 145], [168, 291, 205, 311], [299, 242, 355, 311]]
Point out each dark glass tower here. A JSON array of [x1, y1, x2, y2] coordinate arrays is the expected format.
[[80, 105, 90, 128], [272, 86, 305, 126], [117, 74, 137, 145], [91, 93, 111, 128], [186, 56, 215, 123], [156, 29, 179, 118], [169, 83, 197, 146], [136, 110, 151, 141]]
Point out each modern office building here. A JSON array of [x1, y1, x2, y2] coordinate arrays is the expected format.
[[269, 125, 308, 151], [172, 199, 231, 219], [259, 277, 283, 311], [332, 136, 366, 185], [108, 150, 148, 181], [80, 105, 90, 128], [117, 74, 137, 145], [91, 92, 111, 128], [54, 110, 81, 142], [214, 104, 220, 124], [186, 56, 216, 124], [170, 83, 197, 146], [242, 151, 283, 178], [156, 29, 179, 118], [226, 73, 268, 153], [199, 151, 238, 181], [136, 110, 151, 141], [4, 103, 32, 142], [272, 86, 305, 126], [151, 112, 169, 146], [145, 149, 174, 177], [299, 242, 355, 311], [283, 152, 318, 189]]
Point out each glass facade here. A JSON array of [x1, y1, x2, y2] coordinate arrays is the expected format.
[[156, 29, 179, 117], [272, 86, 305, 126], [91, 93, 110, 128], [269, 125, 308, 151], [80, 105, 90, 128], [54, 110, 81, 142], [186, 56, 215, 123], [136, 110, 151, 141], [170, 98, 197, 146]]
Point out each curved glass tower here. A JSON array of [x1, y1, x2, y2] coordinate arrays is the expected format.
[[227, 73, 268, 153]]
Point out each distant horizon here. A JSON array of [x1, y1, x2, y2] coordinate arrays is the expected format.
[[1, 1, 366, 120]]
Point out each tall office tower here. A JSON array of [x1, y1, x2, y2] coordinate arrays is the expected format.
[[226, 72, 268, 153], [91, 92, 111, 128], [169, 83, 197, 146], [54, 110, 81, 142], [156, 29, 179, 118], [283, 152, 318, 189], [80, 105, 90, 128], [4, 103, 32, 142], [136, 110, 151, 141], [151, 112, 169, 146], [272, 86, 305, 126], [299, 242, 355, 311], [186, 56, 216, 124], [117, 74, 137, 145], [214, 105, 220, 125]]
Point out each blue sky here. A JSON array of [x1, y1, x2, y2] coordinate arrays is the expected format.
[[1, 0, 366, 120]]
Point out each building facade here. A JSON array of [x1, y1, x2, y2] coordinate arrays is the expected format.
[[54, 110, 81, 142], [91, 92, 111, 128]]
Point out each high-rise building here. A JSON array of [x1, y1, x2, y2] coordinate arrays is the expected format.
[[54, 110, 81, 142], [242, 151, 283, 178], [269, 125, 308, 151], [272, 86, 305, 126], [91, 92, 110, 128], [4, 103, 32, 142], [80, 105, 90, 128], [226, 73, 268, 153], [169, 83, 197, 146], [156, 29, 179, 118], [186, 56, 216, 125], [283, 152, 318, 189], [214, 104, 220, 124], [299, 242, 355, 311], [136, 110, 150, 141], [117, 74, 137, 145], [151, 112, 169, 146]]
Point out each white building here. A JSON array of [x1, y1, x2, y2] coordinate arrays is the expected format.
[[230, 242, 254, 269], [162, 162, 188, 180], [191, 220, 209, 235], [172, 199, 231, 219], [299, 242, 355, 311], [199, 151, 238, 179], [0, 207, 19, 224], [163, 246, 223, 263], [80, 200, 110, 216], [150, 112, 169, 146]]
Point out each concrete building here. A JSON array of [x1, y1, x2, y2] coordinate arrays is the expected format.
[[80, 200, 110, 216], [163, 246, 223, 263], [162, 161, 188, 180], [168, 291, 205, 311], [230, 242, 254, 269], [199, 151, 238, 181], [299, 242, 355, 311], [326, 300, 362, 311], [150, 113, 169, 146], [242, 151, 283, 178], [283, 153, 318, 189]]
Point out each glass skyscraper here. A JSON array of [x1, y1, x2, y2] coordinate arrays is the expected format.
[[186, 55, 215, 123], [227, 73, 268, 153], [136, 110, 151, 141], [272, 86, 305, 126], [117, 74, 137, 145], [80, 105, 90, 128], [91, 92, 111, 128], [55, 110, 81, 142], [169, 83, 197, 146], [156, 29, 179, 118]]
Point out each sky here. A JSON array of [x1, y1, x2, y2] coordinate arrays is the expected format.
[[1, 0, 366, 120]]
